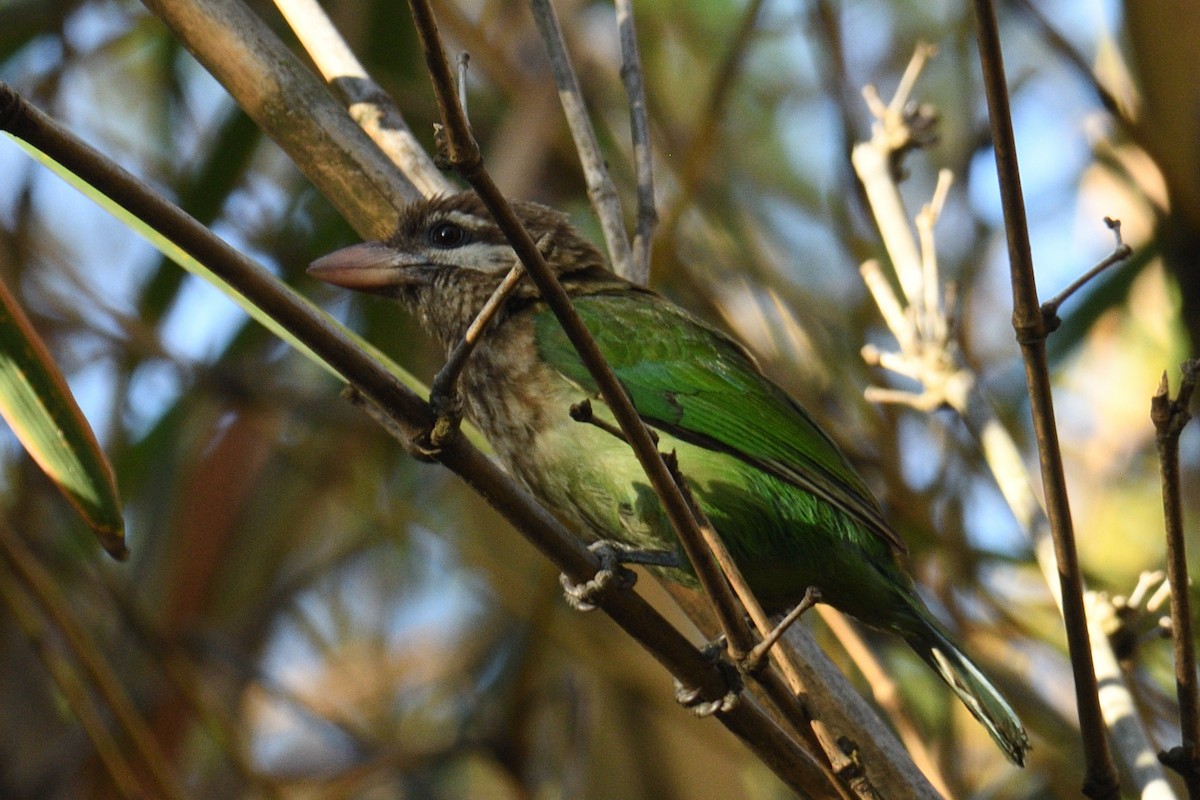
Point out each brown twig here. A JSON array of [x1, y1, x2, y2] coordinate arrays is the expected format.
[[527, 0, 634, 279], [614, 0, 657, 285], [1040, 217, 1133, 332], [970, 1, 1119, 795], [1152, 360, 1200, 795], [853, 43, 1162, 792], [426, 258, 528, 448]]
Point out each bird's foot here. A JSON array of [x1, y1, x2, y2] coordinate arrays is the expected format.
[[674, 646, 742, 717], [560, 540, 679, 611], [419, 388, 465, 455]]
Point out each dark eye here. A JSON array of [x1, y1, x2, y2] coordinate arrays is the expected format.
[[428, 221, 467, 248]]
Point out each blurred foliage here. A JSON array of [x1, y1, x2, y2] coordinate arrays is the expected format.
[[0, 0, 1196, 797]]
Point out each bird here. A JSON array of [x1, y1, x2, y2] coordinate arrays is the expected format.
[[308, 191, 1030, 766]]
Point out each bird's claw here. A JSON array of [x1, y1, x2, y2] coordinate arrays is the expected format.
[[673, 657, 742, 717], [560, 541, 640, 611], [420, 388, 465, 454]]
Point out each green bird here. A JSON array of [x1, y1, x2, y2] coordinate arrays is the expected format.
[[309, 192, 1029, 765]]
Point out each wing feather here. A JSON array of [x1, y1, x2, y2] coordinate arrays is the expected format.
[[533, 293, 905, 553]]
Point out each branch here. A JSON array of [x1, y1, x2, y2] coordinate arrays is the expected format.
[[971, 2, 1118, 794], [272, 0, 451, 198], [527, 0, 634, 279], [853, 42, 1160, 795], [1153, 360, 1200, 794], [615, 0, 658, 284]]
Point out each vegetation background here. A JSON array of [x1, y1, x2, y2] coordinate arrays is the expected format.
[[0, 0, 1196, 797]]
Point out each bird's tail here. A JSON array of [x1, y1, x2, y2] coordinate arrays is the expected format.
[[903, 608, 1030, 767]]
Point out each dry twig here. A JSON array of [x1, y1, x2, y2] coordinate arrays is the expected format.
[[971, 1, 1118, 794], [1153, 360, 1200, 795], [527, 0, 634, 279]]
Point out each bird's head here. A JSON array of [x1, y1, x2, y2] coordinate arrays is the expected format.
[[309, 192, 615, 347], [309, 192, 611, 296]]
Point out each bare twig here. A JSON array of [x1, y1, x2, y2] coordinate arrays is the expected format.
[[1040, 217, 1133, 332], [426, 257, 528, 448], [971, 1, 1119, 795], [457, 52, 471, 120], [1084, 591, 1178, 800], [854, 43, 1159, 794], [527, 0, 634, 279], [659, 454, 857, 799], [615, 0, 657, 284], [1153, 360, 1200, 795]]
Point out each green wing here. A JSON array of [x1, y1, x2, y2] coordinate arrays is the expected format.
[[532, 292, 904, 553]]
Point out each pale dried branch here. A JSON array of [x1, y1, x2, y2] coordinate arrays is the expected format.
[[527, 0, 633, 278], [615, 0, 657, 284], [273, 0, 449, 198]]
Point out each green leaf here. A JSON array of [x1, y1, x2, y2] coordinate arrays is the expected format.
[[0, 276, 126, 558]]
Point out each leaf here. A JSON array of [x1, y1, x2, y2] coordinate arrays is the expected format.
[[0, 276, 126, 558]]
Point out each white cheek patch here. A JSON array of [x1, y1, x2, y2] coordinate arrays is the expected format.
[[431, 242, 518, 274]]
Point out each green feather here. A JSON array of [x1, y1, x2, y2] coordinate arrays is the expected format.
[[533, 292, 905, 554]]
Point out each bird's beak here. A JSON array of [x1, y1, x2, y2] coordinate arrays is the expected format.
[[308, 241, 413, 290]]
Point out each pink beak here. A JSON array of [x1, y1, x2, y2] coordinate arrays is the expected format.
[[308, 241, 413, 290]]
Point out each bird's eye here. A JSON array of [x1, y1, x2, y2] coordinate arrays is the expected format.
[[428, 221, 467, 249]]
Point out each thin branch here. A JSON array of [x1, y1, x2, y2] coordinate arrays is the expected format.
[[661, 453, 862, 798], [272, 0, 450, 198], [970, 1, 1119, 795], [615, 0, 657, 284], [1040, 217, 1133, 331], [855, 43, 1161, 793], [426, 258, 527, 448], [527, 0, 634, 279], [1153, 360, 1200, 795]]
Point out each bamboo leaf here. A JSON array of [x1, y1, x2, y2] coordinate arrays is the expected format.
[[0, 277, 126, 558]]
